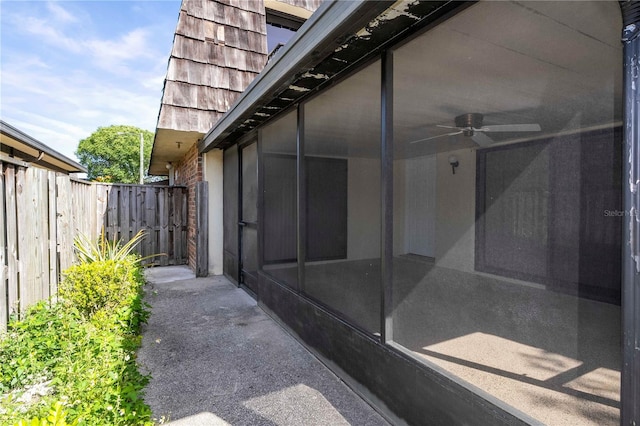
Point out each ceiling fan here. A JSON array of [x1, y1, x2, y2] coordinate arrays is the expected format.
[[409, 113, 541, 147]]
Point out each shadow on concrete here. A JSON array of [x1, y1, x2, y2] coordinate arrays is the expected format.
[[137, 266, 388, 426]]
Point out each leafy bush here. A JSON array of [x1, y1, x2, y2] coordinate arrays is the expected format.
[[14, 401, 77, 425], [58, 257, 145, 326], [0, 250, 152, 424]]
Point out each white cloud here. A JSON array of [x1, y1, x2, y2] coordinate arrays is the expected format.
[[141, 74, 167, 90], [1, 60, 161, 159], [85, 28, 155, 75], [46, 2, 78, 24], [22, 16, 83, 53], [19, 9, 154, 76], [86, 28, 152, 61], [0, 1, 180, 160], [2, 113, 88, 161]]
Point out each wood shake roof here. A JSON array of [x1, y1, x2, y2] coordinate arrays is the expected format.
[[151, 0, 322, 174], [157, 0, 269, 134]]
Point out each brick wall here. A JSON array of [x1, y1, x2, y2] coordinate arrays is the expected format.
[[174, 143, 202, 270]]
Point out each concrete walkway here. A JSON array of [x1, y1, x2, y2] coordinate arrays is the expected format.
[[137, 266, 389, 426]]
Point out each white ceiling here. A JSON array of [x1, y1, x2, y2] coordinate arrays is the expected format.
[[298, 0, 622, 160]]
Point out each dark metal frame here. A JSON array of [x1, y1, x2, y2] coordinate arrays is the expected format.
[[227, 2, 640, 424], [222, 146, 240, 284], [297, 103, 306, 294], [236, 142, 244, 288], [237, 134, 259, 296], [381, 49, 394, 343], [257, 130, 264, 279]]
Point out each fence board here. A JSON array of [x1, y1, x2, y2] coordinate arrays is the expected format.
[[20, 168, 46, 308], [136, 187, 145, 249], [48, 172, 58, 300], [158, 187, 169, 266], [181, 187, 188, 263], [5, 166, 18, 320], [96, 185, 109, 237], [0, 163, 6, 331], [36, 168, 48, 302], [107, 187, 119, 240], [121, 187, 131, 242], [172, 189, 180, 265], [131, 187, 141, 237], [16, 167, 29, 313], [72, 183, 82, 238], [57, 177, 73, 272], [145, 187, 158, 260]]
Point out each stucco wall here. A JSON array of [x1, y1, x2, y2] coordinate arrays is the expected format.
[[203, 150, 224, 275], [435, 148, 476, 272], [347, 157, 380, 260]]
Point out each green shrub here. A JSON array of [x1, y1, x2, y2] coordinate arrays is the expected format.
[[0, 299, 152, 425], [14, 401, 78, 426], [0, 302, 79, 394], [58, 256, 147, 328], [1, 250, 152, 425]]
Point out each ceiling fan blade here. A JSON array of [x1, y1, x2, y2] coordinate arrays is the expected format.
[[436, 125, 461, 130], [409, 131, 463, 144], [472, 132, 495, 147], [480, 124, 541, 132]]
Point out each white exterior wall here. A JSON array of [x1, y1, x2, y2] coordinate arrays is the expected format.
[[347, 157, 380, 260], [203, 150, 224, 275], [435, 148, 476, 272]]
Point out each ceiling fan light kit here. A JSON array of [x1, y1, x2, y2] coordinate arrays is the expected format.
[[455, 113, 484, 136], [409, 112, 542, 146]]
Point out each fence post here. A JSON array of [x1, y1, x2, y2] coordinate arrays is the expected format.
[[56, 176, 73, 273], [47, 171, 57, 300], [0, 161, 6, 331]]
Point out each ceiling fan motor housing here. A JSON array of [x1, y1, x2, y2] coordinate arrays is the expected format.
[[456, 113, 484, 136]]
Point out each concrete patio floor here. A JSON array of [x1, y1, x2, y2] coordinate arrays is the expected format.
[[137, 266, 389, 426]]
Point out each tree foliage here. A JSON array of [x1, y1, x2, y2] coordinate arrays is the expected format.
[[76, 125, 154, 183]]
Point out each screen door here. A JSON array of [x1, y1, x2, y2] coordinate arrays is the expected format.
[[239, 141, 258, 293]]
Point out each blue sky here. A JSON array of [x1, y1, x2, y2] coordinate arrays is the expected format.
[[1, 0, 182, 161]]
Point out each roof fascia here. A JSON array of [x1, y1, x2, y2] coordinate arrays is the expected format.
[[0, 120, 87, 173]]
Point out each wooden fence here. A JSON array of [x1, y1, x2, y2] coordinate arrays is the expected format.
[[103, 184, 188, 265], [1, 157, 188, 331]]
